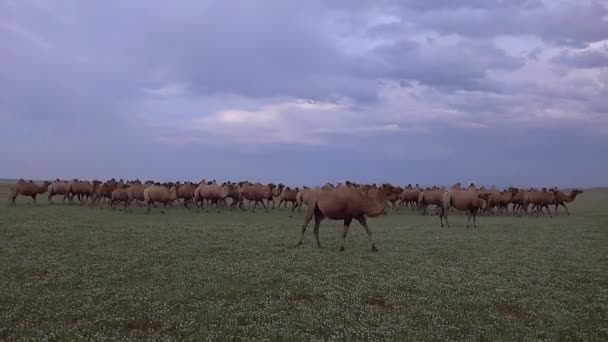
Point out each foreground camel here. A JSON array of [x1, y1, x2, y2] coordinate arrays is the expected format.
[[551, 189, 583, 215], [440, 183, 489, 228], [8, 180, 51, 206], [297, 184, 395, 252]]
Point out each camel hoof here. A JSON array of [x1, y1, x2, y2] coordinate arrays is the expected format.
[[339, 246, 345, 252]]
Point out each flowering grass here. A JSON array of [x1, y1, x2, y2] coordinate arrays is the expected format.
[[1, 184, 607, 340]]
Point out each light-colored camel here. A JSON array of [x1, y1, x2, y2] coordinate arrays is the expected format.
[[296, 186, 316, 213], [8, 180, 51, 206], [48, 179, 70, 204], [417, 188, 445, 215], [194, 182, 231, 211], [143, 185, 177, 213], [551, 189, 583, 216], [270, 184, 284, 209], [126, 183, 149, 207], [297, 184, 395, 252], [439, 183, 489, 228]]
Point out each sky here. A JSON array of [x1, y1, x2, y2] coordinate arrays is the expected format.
[[1, 0, 607, 187]]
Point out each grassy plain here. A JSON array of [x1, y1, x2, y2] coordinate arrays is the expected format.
[[1, 182, 607, 340]]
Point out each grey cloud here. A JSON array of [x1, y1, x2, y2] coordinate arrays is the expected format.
[[410, 2, 608, 47], [362, 38, 524, 92], [551, 45, 608, 68]]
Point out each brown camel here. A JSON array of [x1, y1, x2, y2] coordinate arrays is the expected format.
[[277, 186, 300, 216], [523, 188, 555, 217], [8, 180, 51, 206], [297, 184, 395, 252], [241, 182, 276, 212], [176, 182, 197, 208], [551, 189, 583, 216], [48, 179, 70, 204], [439, 183, 489, 228], [110, 184, 130, 209], [400, 184, 421, 210]]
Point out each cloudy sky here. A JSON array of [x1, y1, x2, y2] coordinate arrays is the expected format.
[[1, 0, 607, 187]]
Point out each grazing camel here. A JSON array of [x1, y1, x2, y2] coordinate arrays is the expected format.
[[551, 189, 583, 216], [297, 183, 395, 252], [8, 180, 51, 206], [439, 183, 489, 228]]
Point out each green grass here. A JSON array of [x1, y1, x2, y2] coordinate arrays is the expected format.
[[1, 184, 607, 340]]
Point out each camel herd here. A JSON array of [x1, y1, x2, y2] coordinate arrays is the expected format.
[[7, 179, 584, 251]]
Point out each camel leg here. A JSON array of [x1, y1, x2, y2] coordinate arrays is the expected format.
[[312, 211, 324, 249], [472, 210, 478, 228], [297, 204, 315, 246], [356, 216, 378, 252], [260, 200, 268, 213], [289, 202, 297, 218], [440, 206, 450, 228], [339, 218, 353, 252], [561, 203, 570, 216]]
